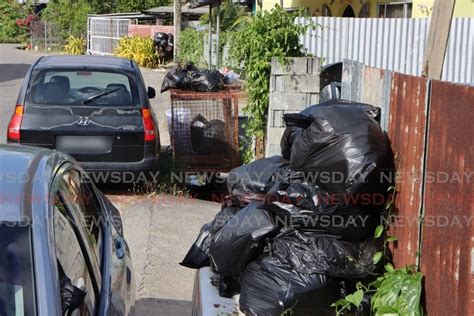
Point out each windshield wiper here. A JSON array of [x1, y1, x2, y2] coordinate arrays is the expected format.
[[81, 88, 121, 105]]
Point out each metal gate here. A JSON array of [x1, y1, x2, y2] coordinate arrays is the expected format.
[[86, 17, 130, 55]]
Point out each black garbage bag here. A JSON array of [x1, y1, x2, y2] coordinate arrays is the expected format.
[[179, 223, 212, 269], [190, 69, 225, 92], [290, 101, 389, 194], [167, 33, 174, 45], [153, 32, 168, 46], [270, 228, 383, 278], [190, 114, 227, 154], [208, 202, 278, 278], [161, 67, 189, 93], [58, 262, 87, 316], [301, 99, 382, 122], [226, 156, 289, 194], [190, 114, 208, 153], [280, 113, 313, 160], [209, 204, 241, 235], [161, 63, 199, 93], [239, 255, 329, 316], [263, 182, 380, 242]]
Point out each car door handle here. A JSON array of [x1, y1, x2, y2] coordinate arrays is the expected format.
[[115, 237, 125, 259]]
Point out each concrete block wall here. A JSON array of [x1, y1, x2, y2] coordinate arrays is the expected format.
[[265, 57, 321, 157]]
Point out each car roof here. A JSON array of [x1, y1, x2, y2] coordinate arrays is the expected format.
[[34, 55, 135, 71], [0, 144, 68, 222]]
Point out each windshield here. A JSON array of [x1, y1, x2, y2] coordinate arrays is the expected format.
[[0, 223, 36, 316], [26, 69, 140, 107]]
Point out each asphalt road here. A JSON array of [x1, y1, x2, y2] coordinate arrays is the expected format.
[[0, 44, 219, 315]]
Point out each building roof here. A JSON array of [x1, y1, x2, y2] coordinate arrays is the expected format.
[[87, 12, 156, 20], [143, 3, 208, 19]]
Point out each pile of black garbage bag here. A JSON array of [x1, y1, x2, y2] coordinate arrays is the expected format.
[[181, 99, 393, 315], [161, 63, 227, 93], [153, 32, 174, 60]]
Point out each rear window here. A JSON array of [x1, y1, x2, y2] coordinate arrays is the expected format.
[[26, 69, 140, 107], [0, 223, 36, 316]]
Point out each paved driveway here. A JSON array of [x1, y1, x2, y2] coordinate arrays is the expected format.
[[0, 44, 218, 315]]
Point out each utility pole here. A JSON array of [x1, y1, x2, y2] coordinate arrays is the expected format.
[[421, 0, 456, 79], [173, 0, 182, 62]]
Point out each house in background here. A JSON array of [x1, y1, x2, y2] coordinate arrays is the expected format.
[[258, 0, 474, 18]]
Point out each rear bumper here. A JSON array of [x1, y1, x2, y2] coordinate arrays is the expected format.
[[80, 154, 159, 183], [80, 154, 159, 172]]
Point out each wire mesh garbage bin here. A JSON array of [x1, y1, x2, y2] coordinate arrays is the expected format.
[[169, 87, 241, 172]]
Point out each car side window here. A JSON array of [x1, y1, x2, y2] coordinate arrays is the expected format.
[[62, 169, 103, 262], [53, 193, 96, 316]]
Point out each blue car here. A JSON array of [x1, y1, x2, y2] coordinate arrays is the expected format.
[[0, 144, 135, 315]]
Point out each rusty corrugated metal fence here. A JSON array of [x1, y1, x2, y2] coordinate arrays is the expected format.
[[298, 17, 474, 85], [341, 61, 474, 315]]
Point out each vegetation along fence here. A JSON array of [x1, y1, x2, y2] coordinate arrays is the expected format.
[[298, 17, 474, 84]]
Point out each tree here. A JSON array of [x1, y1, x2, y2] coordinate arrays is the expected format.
[[41, 0, 91, 39], [115, 0, 171, 13]]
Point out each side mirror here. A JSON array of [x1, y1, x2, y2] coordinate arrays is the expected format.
[[147, 86, 156, 99]]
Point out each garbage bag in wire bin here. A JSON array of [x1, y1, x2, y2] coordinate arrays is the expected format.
[[290, 100, 389, 194], [208, 202, 278, 279], [239, 255, 329, 316], [190, 114, 226, 154], [166, 108, 191, 154]]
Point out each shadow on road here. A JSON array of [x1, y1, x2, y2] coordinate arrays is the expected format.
[[135, 298, 191, 316], [0, 64, 31, 83]]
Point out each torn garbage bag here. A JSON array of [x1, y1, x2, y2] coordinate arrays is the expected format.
[[208, 202, 278, 279], [270, 228, 383, 278], [179, 223, 211, 269], [226, 156, 289, 194], [239, 255, 329, 316], [290, 102, 389, 194]]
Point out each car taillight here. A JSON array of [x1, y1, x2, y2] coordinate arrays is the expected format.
[[7, 105, 24, 141], [142, 108, 156, 141]]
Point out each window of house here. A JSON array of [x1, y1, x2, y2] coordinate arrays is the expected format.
[[378, 2, 413, 18], [322, 5, 332, 17]]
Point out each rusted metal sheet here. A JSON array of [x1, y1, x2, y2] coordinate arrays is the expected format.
[[387, 73, 429, 268], [420, 81, 474, 316]]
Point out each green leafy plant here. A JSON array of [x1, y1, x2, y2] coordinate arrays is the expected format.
[[0, 0, 31, 43], [177, 28, 206, 67], [331, 186, 424, 316], [228, 5, 313, 161], [63, 35, 86, 55], [199, 0, 249, 33], [115, 36, 159, 68], [41, 0, 91, 40]]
